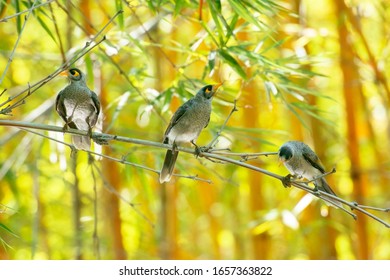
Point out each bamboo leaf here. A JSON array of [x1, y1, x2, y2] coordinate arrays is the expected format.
[[15, 0, 21, 34], [227, 0, 262, 29], [218, 49, 247, 79], [206, 0, 224, 45], [115, 0, 124, 30], [35, 15, 56, 42], [0, 223, 18, 237]]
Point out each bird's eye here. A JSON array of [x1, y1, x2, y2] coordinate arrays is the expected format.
[[70, 70, 79, 77], [205, 86, 212, 93]]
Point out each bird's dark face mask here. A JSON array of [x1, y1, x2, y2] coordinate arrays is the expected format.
[[60, 68, 83, 81], [68, 68, 82, 81], [201, 83, 222, 99], [279, 146, 293, 162]]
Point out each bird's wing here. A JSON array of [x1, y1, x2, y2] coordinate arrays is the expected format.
[[163, 99, 194, 138], [55, 90, 67, 123], [91, 90, 101, 115], [204, 116, 210, 128], [302, 147, 326, 174]]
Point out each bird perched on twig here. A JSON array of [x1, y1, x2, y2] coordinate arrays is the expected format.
[[159, 83, 222, 183], [278, 140, 342, 207], [56, 68, 100, 150]]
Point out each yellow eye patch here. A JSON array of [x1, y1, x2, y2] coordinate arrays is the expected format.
[[70, 70, 80, 77]]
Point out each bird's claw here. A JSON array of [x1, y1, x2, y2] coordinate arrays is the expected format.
[[93, 135, 109, 145], [62, 123, 69, 132], [282, 174, 293, 188], [194, 145, 211, 158]]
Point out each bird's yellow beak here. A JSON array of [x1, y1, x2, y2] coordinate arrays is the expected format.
[[59, 70, 68, 77], [212, 83, 223, 92], [210, 83, 223, 96]]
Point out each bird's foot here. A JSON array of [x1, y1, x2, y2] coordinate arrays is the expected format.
[[87, 126, 93, 138], [350, 201, 359, 211], [93, 134, 110, 145], [191, 141, 210, 158], [62, 116, 74, 132], [62, 123, 69, 133], [282, 174, 293, 188]]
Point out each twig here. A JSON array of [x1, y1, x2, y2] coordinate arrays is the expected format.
[[0, 0, 39, 85], [211, 150, 279, 161], [55, 2, 167, 123], [1, 119, 389, 228], [91, 162, 155, 228], [302, 167, 337, 184], [21, 126, 157, 228], [48, 1, 66, 63], [92, 10, 123, 41], [0, 9, 122, 114], [351, 203, 390, 213], [0, 89, 7, 98], [88, 150, 212, 183], [0, 36, 106, 114], [19, 123, 211, 183], [206, 99, 238, 149], [0, 0, 57, 23]]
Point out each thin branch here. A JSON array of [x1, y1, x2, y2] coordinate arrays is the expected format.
[[1, 119, 389, 228], [91, 162, 155, 228], [0, 9, 123, 114], [0, 36, 106, 114], [210, 150, 279, 162], [88, 150, 212, 183], [0, 0, 39, 85], [48, 1, 66, 63], [55, 2, 166, 123], [92, 10, 123, 41], [0, 89, 7, 98], [0, 0, 57, 23], [206, 98, 238, 149], [302, 167, 337, 184], [19, 124, 211, 183], [351, 203, 390, 213]]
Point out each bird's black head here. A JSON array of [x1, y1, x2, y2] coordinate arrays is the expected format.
[[279, 145, 293, 162], [68, 68, 83, 81], [198, 83, 222, 99]]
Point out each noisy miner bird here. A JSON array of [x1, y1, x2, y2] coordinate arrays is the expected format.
[[278, 141, 342, 207], [56, 68, 100, 150], [159, 83, 222, 183]]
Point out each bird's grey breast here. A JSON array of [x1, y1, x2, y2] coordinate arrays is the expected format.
[[62, 84, 97, 125], [166, 98, 212, 144]]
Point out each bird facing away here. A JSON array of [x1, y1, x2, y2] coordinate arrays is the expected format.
[[278, 141, 342, 207], [159, 83, 222, 183], [55, 68, 100, 150]]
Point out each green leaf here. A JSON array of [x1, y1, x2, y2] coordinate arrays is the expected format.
[[115, 0, 124, 30], [0, 223, 18, 237], [227, 0, 262, 29], [218, 49, 247, 79], [35, 15, 57, 43], [15, 0, 21, 34], [206, 0, 224, 45]]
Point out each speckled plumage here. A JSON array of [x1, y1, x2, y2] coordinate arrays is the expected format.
[[279, 141, 342, 207], [55, 68, 100, 150], [159, 84, 221, 183]]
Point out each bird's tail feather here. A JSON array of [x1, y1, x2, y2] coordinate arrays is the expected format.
[[72, 135, 91, 150], [68, 119, 91, 150], [315, 178, 343, 208], [159, 149, 179, 183]]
